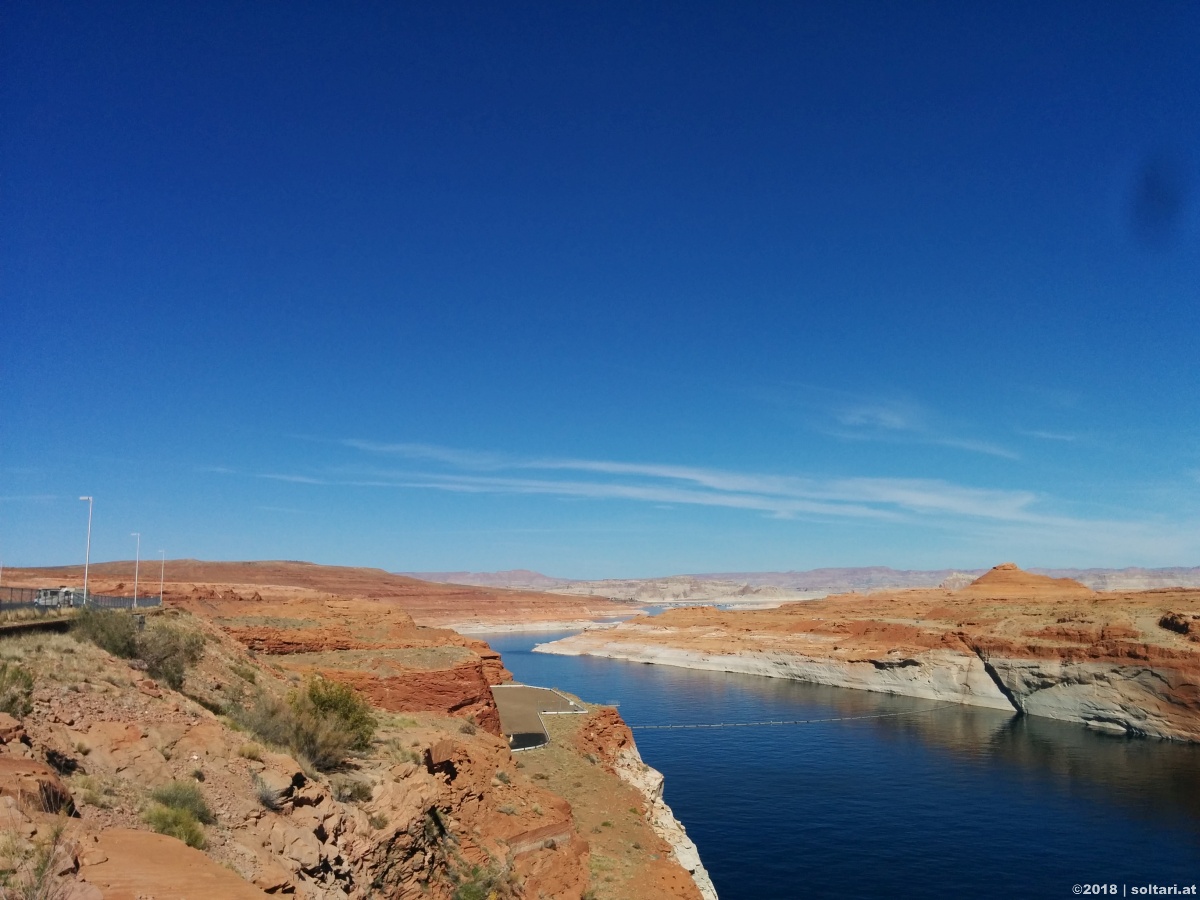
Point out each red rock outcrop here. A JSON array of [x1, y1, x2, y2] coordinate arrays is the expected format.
[[80, 830, 272, 899], [959, 561, 1095, 597], [573, 706, 637, 770], [322, 662, 506, 734]]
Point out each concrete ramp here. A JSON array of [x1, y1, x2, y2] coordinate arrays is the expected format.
[[490, 684, 586, 750]]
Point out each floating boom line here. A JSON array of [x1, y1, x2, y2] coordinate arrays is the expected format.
[[626, 702, 959, 730]]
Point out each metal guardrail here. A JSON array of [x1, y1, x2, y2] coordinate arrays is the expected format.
[[0, 586, 162, 611], [85, 593, 162, 610]]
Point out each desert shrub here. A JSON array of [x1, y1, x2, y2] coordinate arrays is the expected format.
[[72, 608, 138, 658], [452, 864, 513, 900], [0, 661, 34, 718], [72, 612, 205, 689], [331, 776, 373, 803], [138, 623, 204, 689], [184, 691, 225, 715], [297, 677, 375, 751], [72, 774, 117, 810], [238, 742, 263, 761], [0, 823, 73, 900], [381, 737, 420, 765], [143, 804, 205, 849], [150, 781, 215, 824], [293, 752, 319, 780], [230, 692, 291, 747], [230, 662, 257, 683], [252, 774, 283, 811], [287, 705, 356, 772], [228, 679, 373, 772]]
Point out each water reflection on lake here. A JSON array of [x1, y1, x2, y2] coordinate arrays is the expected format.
[[483, 630, 1200, 899]]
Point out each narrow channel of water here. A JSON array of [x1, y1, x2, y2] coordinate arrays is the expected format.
[[482, 630, 1200, 899]]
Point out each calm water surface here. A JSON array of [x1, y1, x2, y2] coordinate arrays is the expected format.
[[482, 630, 1200, 900]]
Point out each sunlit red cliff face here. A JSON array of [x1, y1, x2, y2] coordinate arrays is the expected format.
[[540, 564, 1200, 741]]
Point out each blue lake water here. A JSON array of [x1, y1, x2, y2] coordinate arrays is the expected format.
[[482, 630, 1200, 900]]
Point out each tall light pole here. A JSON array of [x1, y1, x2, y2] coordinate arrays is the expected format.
[[79, 497, 93, 601], [131, 533, 141, 609], [158, 550, 165, 605]]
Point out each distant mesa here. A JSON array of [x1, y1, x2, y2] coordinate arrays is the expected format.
[[959, 562, 1094, 597], [401, 569, 572, 590]]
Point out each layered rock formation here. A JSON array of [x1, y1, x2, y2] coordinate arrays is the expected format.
[[573, 708, 717, 900], [409, 563, 1200, 605], [0, 573, 707, 898], [537, 564, 1200, 742], [170, 591, 515, 733]]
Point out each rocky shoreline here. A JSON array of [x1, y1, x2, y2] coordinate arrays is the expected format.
[[535, 564, 1200, 743], [535, 635, 1015, 711]]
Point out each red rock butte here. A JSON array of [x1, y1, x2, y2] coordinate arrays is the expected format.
[[958, 562, 1096, 598]]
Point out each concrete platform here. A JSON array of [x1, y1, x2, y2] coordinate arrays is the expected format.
[[490, 684, 586, 750]]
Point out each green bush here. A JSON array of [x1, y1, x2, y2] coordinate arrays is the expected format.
[[229, 691, 292, 748], [138, 623, 204, 689], [227, 677, 375, 772], [453, 864, 513, 900], [72, 608, 138, 658], [298, 677, 376, 751], [0, 661, 34, 718], [227, 689, 351, 772], [72, 611, 205, 689], [287, 704, 356, 772], [149, 781, 215, 824], [143, 804, 206, 849]]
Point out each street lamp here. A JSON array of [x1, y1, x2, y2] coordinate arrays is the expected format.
[[158, 550, 165, 605], [79, 497, 93, 601], [131, 533, 141, 609]]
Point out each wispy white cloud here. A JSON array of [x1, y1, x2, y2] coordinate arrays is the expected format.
[[218, 440, 1062, 526], [338, 440, 505, 469], [200, 440, 1200, 560], [1017, 429, 1079, 442], [336, 467, 905, 520], [259, 473, 328, 485], [834, 399, 925, 433], [758, 384, 1019, 459]]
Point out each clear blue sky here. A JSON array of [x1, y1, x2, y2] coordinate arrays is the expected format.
[[3, 2, 1198, 577]]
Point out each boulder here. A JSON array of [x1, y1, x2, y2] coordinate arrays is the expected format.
[[0, 757, 76, 816]]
